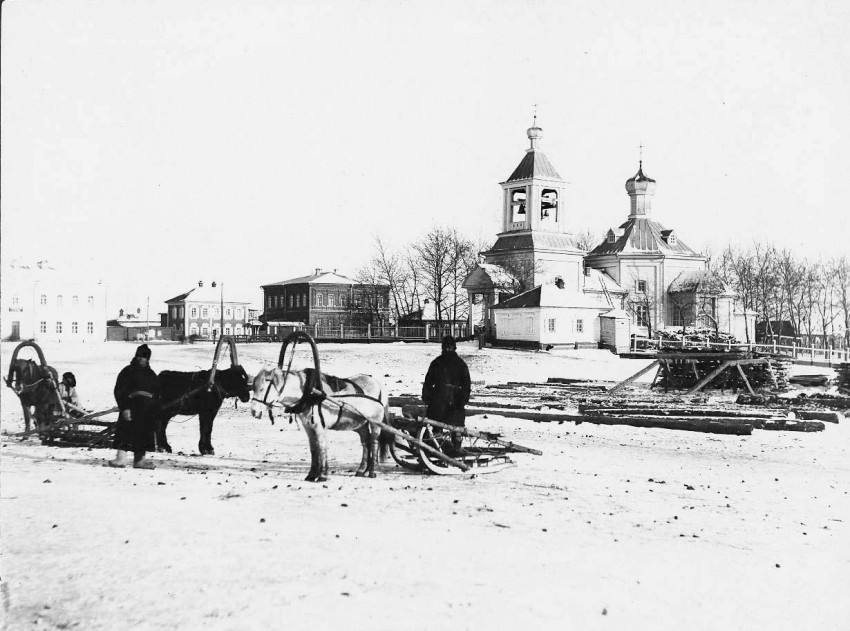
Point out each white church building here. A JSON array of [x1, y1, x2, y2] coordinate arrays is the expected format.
[[463, 122, 749, 352]]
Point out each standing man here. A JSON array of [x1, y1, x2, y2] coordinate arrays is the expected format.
[[109, 344, 161, 469], [421, 335, 471, 454]]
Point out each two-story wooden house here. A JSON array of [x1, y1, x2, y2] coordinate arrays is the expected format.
[[261, 269, 391, 333]]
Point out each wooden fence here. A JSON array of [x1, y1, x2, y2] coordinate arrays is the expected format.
[[218, 322, 469, 345]]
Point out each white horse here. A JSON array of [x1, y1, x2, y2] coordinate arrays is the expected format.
[[250, 366, 391, 481]]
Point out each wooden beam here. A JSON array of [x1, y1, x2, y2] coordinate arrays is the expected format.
[[686, 359, 735, 394], [608, 360, 660, 394], [736, 364, 755, 395]]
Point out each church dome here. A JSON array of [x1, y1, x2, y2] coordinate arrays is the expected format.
[[527, 125, 543, 142], [625, 161, 657, 194]]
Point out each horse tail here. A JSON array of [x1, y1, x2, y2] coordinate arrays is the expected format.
[[377, 402, 393, 463]]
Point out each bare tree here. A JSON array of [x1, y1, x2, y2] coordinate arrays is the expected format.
[[833, 256, 850, 346], [495, 254, 541, 295], [413, 227, 456, 324], [573, 228, 601, 252]]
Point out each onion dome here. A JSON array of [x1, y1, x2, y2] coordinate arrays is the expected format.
[[625, 161, 657, 195], [526, 124, 543, 151]]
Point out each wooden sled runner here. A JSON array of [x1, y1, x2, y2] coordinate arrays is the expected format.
[[387, 405, 542, 475]]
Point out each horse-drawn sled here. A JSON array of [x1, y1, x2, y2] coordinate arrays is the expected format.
[[251, 331, 541, 479], [5, 337, 249, 453]]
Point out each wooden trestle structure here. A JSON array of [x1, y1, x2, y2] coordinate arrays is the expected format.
[[610, 352, 778, 395]]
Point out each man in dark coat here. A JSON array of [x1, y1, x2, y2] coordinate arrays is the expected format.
[[109, 344, 161, 469], [421, 336, 471, 453]]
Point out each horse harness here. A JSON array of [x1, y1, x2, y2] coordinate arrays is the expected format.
[[254, 370, 383, 428]]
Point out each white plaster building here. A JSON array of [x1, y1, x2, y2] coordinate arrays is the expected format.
[[164, 282, 251, 339], [1, 260, 107, 342]]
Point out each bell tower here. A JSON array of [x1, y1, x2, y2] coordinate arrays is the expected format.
[[500, 121, 569, 234]]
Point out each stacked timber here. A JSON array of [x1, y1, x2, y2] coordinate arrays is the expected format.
[[652, 350, 788, 393], [578, 402, 825, 433], [737, 392, 849, 416]]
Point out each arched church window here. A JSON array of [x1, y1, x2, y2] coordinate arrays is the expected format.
[[541, 189, 558, 218], [511, 189, 526, 218]]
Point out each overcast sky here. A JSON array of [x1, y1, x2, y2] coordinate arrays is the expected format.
[[2, 0, 847, 315]]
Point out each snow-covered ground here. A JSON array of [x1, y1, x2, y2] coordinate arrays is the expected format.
[[1, 340, 848, 630]]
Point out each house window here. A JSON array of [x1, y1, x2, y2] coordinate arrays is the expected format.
[[191, 307, 198, 318], [72, 295, 79, 305], [316, 293, 323, 307], [607, 230, 616, 244], [202, 327, 209, 337], [213, 307, 219, 318], [88, 295, 94, 306], [190, 324, 198, 335], [224, 325, 231, 335], [87, 322, 93, 334], [226, 308, 231, 318], [40, 294, 47, 305], [56, 322, 63, 334], [56, 295, 63, 306], [12, 296, 19, 306], [637, 280, 647, 293], [267, 296, 273, 308], [288, 295, 293, 308], [40, 321, 47, 333], [354, 294, 362, 307], [699, 297, 718, 328], [377, 297, 384, 309], [202, 307, 208, 318], [339, 295, 346, 307], [178, 307, 184, 318], [71, 322, 78, 334], [235, 308, 241, 319], [635, 305, 650, 328], [576, 319, 584, 333], [547, 318, 556, 332], [328, 294, 334, 307]]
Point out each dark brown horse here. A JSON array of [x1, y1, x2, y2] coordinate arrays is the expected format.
[[5, 359, 60, 433], [156, 365, 251, 455]]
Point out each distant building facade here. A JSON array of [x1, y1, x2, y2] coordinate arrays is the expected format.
[[261, 269, 391, 332], [1, 260, 107, 342], [164, 281, 251, 339]]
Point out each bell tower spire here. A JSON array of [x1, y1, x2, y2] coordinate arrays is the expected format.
[[499, 119, 568, 234]]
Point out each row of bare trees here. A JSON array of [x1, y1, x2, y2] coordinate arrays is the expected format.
[[356, 228, 481, 324], [710, 243, 850, 345]]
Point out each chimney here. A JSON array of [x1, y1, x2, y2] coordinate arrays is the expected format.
[[198, 281, 204, 287], [211, 281, 217, 288], [315, 268, 322, 275]]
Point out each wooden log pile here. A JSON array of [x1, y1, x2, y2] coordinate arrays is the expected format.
[[578, 402, 825, 433], [652, 350, 789, 392], [737, 392, 849, 416]]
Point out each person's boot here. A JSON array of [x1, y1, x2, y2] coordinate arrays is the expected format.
[[133, 452, 155, 470], [108, 450, 128, 468]]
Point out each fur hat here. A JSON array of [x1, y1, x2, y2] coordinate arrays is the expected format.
[[441, 335, 457, 350], [62, 372, 76, 388], [135, 344, 151, 360]]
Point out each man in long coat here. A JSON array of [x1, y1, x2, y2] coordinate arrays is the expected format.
[[421, 336, 471, 452], [109, 344, 161, 469]]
